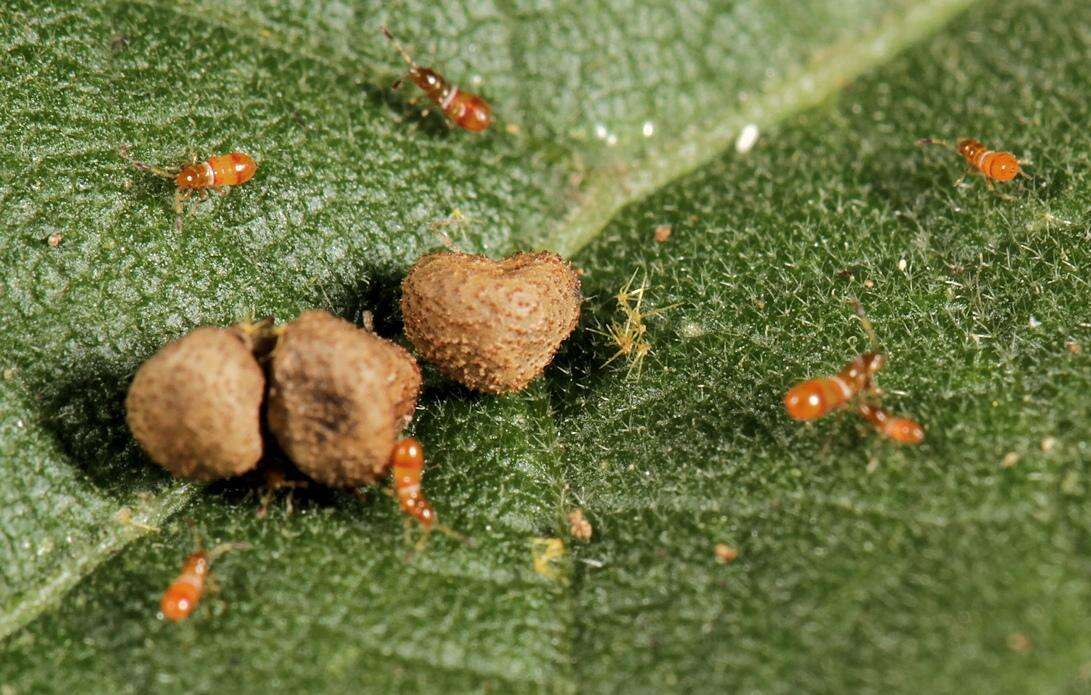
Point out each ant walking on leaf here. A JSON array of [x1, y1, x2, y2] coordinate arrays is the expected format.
[[784, 300, 924, 445], [380, 26, 493, 132], [120, 146, 257, 231], [917, 137, 1029, 199], [388, 437, 472, 556], [160, 523, 249, 622]]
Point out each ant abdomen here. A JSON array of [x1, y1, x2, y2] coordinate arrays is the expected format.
[[784, 377, 852, 421], [858, 404, 925, 444]]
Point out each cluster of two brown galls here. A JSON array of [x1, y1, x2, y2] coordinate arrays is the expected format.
[[126, 251, 582, 487]]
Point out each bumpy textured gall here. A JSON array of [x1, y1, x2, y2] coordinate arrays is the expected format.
[[401, 251, 582, 393], [125, 327, 265, 480], [267, 311, 419, 487], [365, 330, 422, 430]]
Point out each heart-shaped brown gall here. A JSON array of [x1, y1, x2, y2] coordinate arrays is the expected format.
[[401, 251, 582, 393], [126, 326, 265, 481], [267, 311, 421, 487]]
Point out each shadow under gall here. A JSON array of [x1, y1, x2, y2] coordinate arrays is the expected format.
[[33, 353, 170, 498]]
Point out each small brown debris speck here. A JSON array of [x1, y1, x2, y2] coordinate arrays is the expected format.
[[1001, 452, 1021, 468], [863, 279, 875, 288], [653, 224, 672, 243], [504, 123, 521, 135], [1007, 633, 1032, 653], [47, 233, 63, 247], [1067, 340, 1082, 354], [714, 543, 738, 564], [1040, 436, 1057, 453], [568, 509, 592, 541]]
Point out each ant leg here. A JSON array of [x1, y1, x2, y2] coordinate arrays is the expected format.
[[414, 529, 431, 554], [120, 146, 177, 179], [206, 542, 251, 561], [986, 178, 1017, 202], [256, 488, 275, 519], [173, 190, 187, 232], [174, 188, 189, 214], [400, 519, 427, 563], [952, 172, 968, 188]]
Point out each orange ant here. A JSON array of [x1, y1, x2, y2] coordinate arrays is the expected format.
[[120, 146, 257, 231], [380, 26, 493, 132], [918, 137, 1025, 193], [783, 352, 887, 421], [160, 531, 249, 622], [784, 302, 924, 445], [389, 438, 470, 549]]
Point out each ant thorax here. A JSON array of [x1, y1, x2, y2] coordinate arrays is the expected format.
[[411, 67, 451, 103]]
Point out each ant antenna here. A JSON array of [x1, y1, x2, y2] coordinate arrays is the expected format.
[[917, 138, 951, 150], [434, 523, 475, 547], [380, 26, 417, 68], [184, 518, 202, 550], [119, 145, 176, 179], [849, 298, 880, 351], [207, 542, 251, 562]]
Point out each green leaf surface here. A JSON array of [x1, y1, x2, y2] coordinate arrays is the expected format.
[[2, 0, 1089, 692]]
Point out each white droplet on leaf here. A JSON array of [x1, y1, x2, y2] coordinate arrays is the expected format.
[[735, 124, 759, 154]]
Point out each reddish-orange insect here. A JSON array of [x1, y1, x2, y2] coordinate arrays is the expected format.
[[784, 302, 924, 445], [784, 352, 886, 421], [380, 26, 493, 132], [918, 137, 1024, 188], [389, 437, 469, 547], [160, 539, 249, 622], [121, 146, 257, 230], [390, 437, 437, 529], [857, 403, 925, 445]]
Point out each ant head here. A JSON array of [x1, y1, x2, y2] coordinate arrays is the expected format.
[[175, 167, 202, 188], [956, 139, 975, 157], [391, 438, 424, 470], [412, 67, 443, 90], [992, 154, 1020, 180]]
